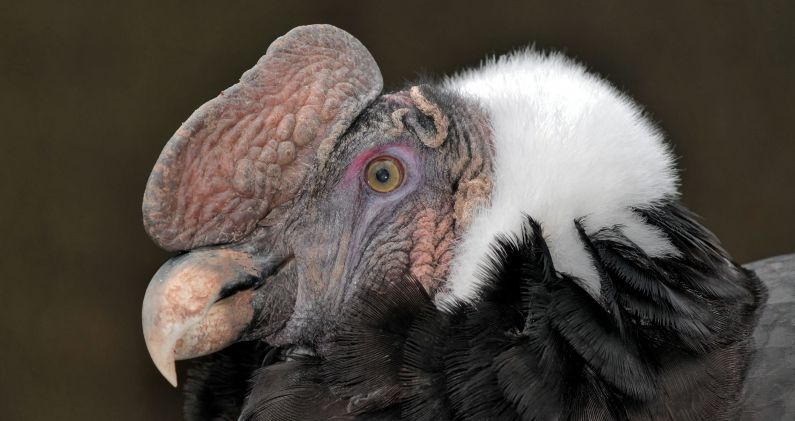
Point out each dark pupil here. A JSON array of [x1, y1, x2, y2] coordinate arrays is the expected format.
[[375, 167, 391, 183]]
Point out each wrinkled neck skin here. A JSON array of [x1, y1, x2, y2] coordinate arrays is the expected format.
[[249, 86, 494, 353]]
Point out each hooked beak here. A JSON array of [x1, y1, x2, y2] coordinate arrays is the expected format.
[[142, 247, 282, 386]]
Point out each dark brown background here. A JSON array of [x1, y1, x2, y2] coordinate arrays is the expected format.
[[1, 1, 793, 419]]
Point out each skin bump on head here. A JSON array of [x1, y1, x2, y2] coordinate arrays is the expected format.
[[409, 85, 450, 148]]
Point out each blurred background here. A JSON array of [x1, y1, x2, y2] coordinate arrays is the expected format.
[[1, 1, 793, 419]]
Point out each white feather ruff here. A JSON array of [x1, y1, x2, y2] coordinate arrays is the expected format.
[[440, 50, 680, 303]]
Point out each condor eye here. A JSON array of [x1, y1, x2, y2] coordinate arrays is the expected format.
[[365, 156, 404, 193]]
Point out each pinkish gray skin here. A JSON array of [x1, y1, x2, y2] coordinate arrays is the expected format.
[[141, 25, 492, 389]]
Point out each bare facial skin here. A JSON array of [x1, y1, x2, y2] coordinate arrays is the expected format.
[[140, 25, 492, 386], [269, 92, 492, 349]]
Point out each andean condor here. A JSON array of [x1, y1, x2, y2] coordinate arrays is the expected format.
[[140, 25, 794, 420]]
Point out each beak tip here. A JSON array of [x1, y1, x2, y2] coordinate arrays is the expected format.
[[143, 324, 180, 388], [152, 349, 179, 387], [165, 371, 179, 388]]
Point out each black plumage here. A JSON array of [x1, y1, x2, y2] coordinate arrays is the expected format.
[[186, 200, 767, 420], [183, 341, 271, 420]]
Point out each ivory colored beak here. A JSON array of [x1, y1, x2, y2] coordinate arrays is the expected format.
[[142, 248, 268, 386]]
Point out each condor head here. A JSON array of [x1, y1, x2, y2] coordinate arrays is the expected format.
[[141, 24, 492, 386]]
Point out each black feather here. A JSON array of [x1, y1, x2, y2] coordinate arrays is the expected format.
[[185, 200, 767, 421], [183, 341, 271, 421]]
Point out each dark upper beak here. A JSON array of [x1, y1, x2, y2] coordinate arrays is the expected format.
[[141, 246, 281, 386]]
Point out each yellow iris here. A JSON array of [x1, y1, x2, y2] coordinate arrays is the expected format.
[[365, 156, 403, 193]]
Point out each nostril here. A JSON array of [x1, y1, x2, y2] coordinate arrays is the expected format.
[[217, 275, 261, 301], [215, 254, 294, 302]]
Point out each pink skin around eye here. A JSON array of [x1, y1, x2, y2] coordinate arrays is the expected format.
[[338, 143, 421, 297], [341, 144, 417, 187]]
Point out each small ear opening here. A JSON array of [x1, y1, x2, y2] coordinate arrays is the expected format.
[[407, 85, 449, 148]]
